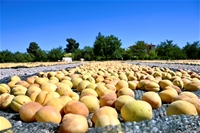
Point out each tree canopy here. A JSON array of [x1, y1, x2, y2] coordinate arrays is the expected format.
[[93, 32, 122, 60], [26, 42, 41, 55], [48, 46, 64, 61], [156, 40, 186, 59], [129, 41, 148, 59], [64, 38, 79, 53], [1, 34, 199, 63], [183, 41, 200, 59]]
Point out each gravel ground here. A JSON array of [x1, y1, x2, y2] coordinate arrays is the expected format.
[[129, 61, 200, 73], [0, 62, 200, 133], [0, 63, 82, 83]]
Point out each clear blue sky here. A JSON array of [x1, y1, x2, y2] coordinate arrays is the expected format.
[[1, 0, 199, 53]]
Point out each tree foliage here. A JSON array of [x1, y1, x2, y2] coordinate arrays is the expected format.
[[93, 32, 122, 60], [1, 37, 199, 63], [26, 42, 46, 61], [64, 38, 79, 53], [93, 32, 106, 59], [71, 49, 83, 60], [82, 46, 95, 61], [156, 40, 186, 59], [129, 41, 148, 59], [182, 41, 200, 59], [48, 46, 64, 61], [27, 42, 40, 55], [0, 50, 15, 62]]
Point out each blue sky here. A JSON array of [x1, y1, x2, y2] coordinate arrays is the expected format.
[[1, 0, 199, 53]]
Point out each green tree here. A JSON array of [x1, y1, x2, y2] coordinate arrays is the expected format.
[[93, 32, 106, 60], [93, 32, 122, 60], [106, 35, 122, 60], [71, 49, 83, 60], [182, 41, 200, 59], [64, 38, 79, 53], [156, 40, 186, 59], [111, 47, 124, 60], [26, 42, 43, 61], [48, 46, 64, 61], [0, 50, 15, 62], [27, 42, 40, 55], [13, 52, 26, 62], [24, 53, 35, 62], [123, 48, 133, 60], [37, 50, 48, 61], [129, 41, 148, 60], [148, 50, 158, 60], [82, 46, 94, 61]]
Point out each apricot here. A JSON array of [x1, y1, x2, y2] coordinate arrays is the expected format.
[[34, 77, 48, 85], [142, 91, 162, 109], [77, 80, 90, 92], [35, 106, 62, 124], [184, 98, 200, 115], [26, 85, 41, 97], [115, 95, 135, 111], [29, 91, 40, 102], [128, 81, 137, 90], [26, 76, 38, 84], [85, 83, 97, 90], [59, 114, 88, 133], [19, 102, 42, 122], [92, 106, 118, 124], [184, 81, 200, 91], [0, 116, 12, 131], [137, 80, 150, 90], [40, 82, 57, 92], [79, 95, 100, 113], [10, 75, 21, 81], [0, 84, 11, 94], [11, 85, 27, 96], [35, 91, 57, 105], [45, 98, 66, 115], [145, 81, 160, 92], [164, 85, 182, 94], [117, 88, 134, 97], [11, 95, 32, 112], [166, 100, 197, 116], [95, 114, 121, 128], [121, 100, 152, 122], [59, 96, 73, 104], [159, 90, 178, 103], [115, 80, 129, 91], [105, 83, 116, 92], [100, 93, 117, 107], [172, 78, 184, 89], [63, 100, 89, 118], [95, 84, 107, 97], [0, 93, 15, 109], [172, 95, 191, 102], [15, 80, 29, 88], [80, 88, 98, 97], [63, 91, 79, 101], [179, 91, 198, 99], [71, 77, 83, 89], [159, 80, 173, 90], [61, 79, 73, 88], [7, 80, 18, 88], [56, 84, 72, 96]]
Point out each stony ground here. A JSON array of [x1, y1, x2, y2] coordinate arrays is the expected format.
[[0, 61, 200, 133]]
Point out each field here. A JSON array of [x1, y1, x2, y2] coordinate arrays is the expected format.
[[0, 60, 200, 69], [0, 60, 200, 132], [0, 61, 74, 69]]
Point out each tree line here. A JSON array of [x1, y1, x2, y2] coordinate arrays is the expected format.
[[0, 32, 200, 63]]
